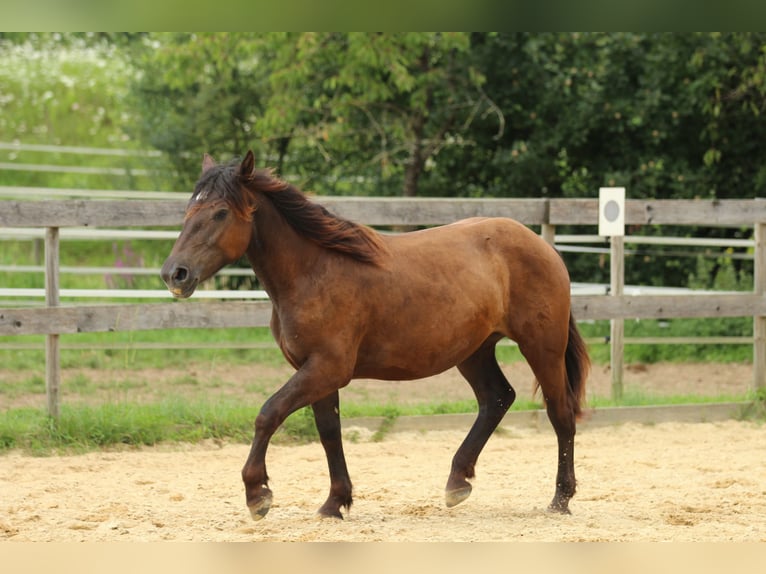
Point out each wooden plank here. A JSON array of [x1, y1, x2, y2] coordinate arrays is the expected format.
[[1, 197, 550, 229], [550, 198, 766, 226], [540, 223, 555, 245], [3, 294, 765, 337], [610, 236, 625, 399], [0, 200, 187, 228], [635, 199, 766, 225], [0, 335, 754, 351], [0, 288, 266, 299], [0, 301, 273, 336], [0, 186, 185, 200], [0, 142, 162, 157], [321, 197, 549, 226], [621, 336, 752, 345], [45, 227, 60, 418], [3, 196, 764, 229], [44, 229, 60, 308], [2, 335, 756, 352], [754, 222, 766, 390], [0, 162, 156, 177], [572, 293, 766, 321]]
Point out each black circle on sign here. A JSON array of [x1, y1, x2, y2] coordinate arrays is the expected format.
[[604, 199, 620, 222]]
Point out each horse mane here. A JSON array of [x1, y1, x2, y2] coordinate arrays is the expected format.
[[192, 158, 389, 266]]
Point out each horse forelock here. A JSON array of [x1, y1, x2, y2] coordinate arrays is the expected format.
[[185, 160, 255, 222]]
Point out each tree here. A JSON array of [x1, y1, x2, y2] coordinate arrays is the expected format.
[[125, 33, 270, 187], [258, 33, 503, 196], [427, 33, 766, 286]]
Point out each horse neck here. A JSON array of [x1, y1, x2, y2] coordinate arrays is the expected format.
[[245, 193, 323, 300]]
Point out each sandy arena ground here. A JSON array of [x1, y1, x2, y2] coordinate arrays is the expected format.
[[1, 418, 765, 542]]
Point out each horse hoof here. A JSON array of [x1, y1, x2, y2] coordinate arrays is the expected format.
[[546, 500, 571, 515], [247, 490, 273, 521], [317, 510, 344, 520], [445, 485, 472, 508], [317, 502, 344, 520]]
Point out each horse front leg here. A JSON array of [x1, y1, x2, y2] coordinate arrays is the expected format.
[[241, 358, 350, 520], [312, 390, 353, 519], [241, 426, 274, 520], [241, 390, 286, 521]]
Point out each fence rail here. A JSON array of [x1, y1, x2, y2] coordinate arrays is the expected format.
[[2, 192, 765, 416], [1, 293, 763, 336], [0, 186, 186, 200], [3, 196, 766, 228], [0, 142, 163, 157]]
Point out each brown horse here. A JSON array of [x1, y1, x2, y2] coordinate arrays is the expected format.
[[161, 151, 590, 520]]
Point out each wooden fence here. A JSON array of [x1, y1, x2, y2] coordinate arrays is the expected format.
[[2, 195, 766, 417]]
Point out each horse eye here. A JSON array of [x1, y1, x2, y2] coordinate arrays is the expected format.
[[213, 209, 228, 221]]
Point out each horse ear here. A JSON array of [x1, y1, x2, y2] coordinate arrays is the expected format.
[[240, 150, 255, 179], [202, 154, 216, 173]]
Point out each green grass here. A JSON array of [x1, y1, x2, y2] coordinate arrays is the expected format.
[[0, 389, 761, 456], [0, 399, 320, 455], [739, 388, 766, 420]]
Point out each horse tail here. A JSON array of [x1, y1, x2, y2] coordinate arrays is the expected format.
[[565, 311, 590, 419]]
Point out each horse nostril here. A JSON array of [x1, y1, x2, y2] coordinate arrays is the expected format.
[[172, 265, 189, 284]]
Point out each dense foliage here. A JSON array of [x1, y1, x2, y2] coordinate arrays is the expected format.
[[119, 33, 766, 202]]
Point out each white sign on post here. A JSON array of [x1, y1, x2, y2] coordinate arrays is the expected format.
[[599, 187, 625, 237]]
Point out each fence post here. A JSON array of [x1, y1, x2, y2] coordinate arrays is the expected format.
[[45, 227, 61, 418], [541, 223, 556, 245], [754, 221, 766, 391], [610, 236, 625, 400]]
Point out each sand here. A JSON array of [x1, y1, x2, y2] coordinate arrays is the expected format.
[[2, 419, 765, 542]]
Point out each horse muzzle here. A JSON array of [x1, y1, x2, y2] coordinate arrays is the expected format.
[[161, 261, 199, 299]]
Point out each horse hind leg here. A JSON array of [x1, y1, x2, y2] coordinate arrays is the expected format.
[[522, 347, 578, 514], [446, 344, 516, 508], [311, 390, 353, 519]]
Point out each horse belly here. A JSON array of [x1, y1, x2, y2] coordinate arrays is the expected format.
[[362, 341, 493, 380], [354, 289, 502, 380]]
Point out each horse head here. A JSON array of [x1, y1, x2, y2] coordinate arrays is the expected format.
[[161, 151, 256, 298]]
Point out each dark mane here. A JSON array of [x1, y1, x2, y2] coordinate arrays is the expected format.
[[194, 158, 389, 266]]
